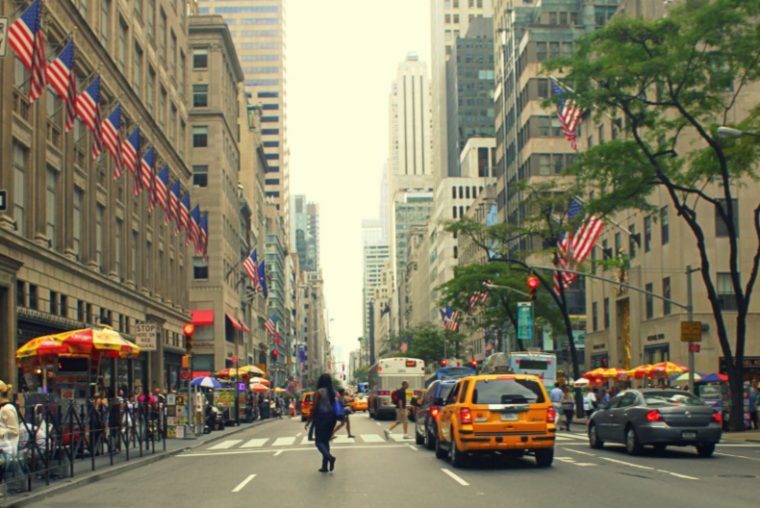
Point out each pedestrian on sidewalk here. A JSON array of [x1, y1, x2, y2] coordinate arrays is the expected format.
[[561, 386, 575, 431], [749, 382, 758, 431], [309, 374, 337, 472], [550, 383, 563, 424], [384, 380, 409, 439], [582, 387, 597, 419], [0, 381, 20, 484]]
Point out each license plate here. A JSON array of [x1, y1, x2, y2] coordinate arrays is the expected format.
[[682, 431, 697, 440], [500, 413, 518, 421]]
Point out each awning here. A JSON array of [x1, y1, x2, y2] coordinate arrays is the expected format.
[[191, 310, 214, 326], [241, 322, 251, 334], [225, 312, 243, 331]]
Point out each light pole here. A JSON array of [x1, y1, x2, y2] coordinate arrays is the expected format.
[[685, 266, 700, 395], [717, 126, 760, 139]]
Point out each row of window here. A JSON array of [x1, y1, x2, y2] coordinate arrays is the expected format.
[[450, 185, 483, 200]]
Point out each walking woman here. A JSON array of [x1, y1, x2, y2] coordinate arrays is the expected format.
[[0, 380, 20, 483], [309, 374, 338, 472], [561, 386, 575, 431]]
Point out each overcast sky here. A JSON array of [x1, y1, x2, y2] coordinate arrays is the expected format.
[[287, 0, 432, 370]]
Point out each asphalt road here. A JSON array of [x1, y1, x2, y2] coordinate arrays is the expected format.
[[27, 413, 760, 508]]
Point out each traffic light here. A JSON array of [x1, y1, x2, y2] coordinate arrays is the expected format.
[[272, 348, 279, 362], [470, 359, 478, 370], [183, 323, 195, 353], [440, 359, 447, 367], [527, 275, 540, 302]]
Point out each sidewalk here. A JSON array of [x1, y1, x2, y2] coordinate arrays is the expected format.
[[1, 418, 276, 508]]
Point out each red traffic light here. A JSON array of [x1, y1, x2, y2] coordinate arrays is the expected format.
[[273, 349, 279, 357], [470, 359, 478, 369], [441, 359, 447, 367], [527, 276, 540, 289], [183, 323, 195, 336]]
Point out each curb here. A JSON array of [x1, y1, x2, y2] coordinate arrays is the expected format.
[[1, 418, 274, 508]]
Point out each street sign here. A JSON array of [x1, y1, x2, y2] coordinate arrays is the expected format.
[[0, 190, 6, 212], [0, 18, 8, 58], [134, 322, 158, 351], [688, 343, 701, 353], [680, 321, 702, 342], [517, 302, 533, 340]]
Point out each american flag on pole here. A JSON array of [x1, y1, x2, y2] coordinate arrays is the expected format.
[[8, 0, 47, 103], [121, 127, 140, 178], [257, 260, 268, 298], [552, 81, 582, 152], [190, 206, 201, 253], [266, 316, 277, 337], [46, 38, 77, 130], [553, 198, 604, 294], [440, 305, 460, 331], [467, 280, 492, 313], [140, 148, 156, 204], [169, 180, 180, 230], [101, 105, 123, 178], [76, 75, 103, 158], [155, 165, 170, 220], [243, 249, 260, 290], [179, 192, 191, 241], [199, 213, 208, 260]]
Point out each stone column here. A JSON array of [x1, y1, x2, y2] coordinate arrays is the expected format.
[[0, 255, 23, 384]]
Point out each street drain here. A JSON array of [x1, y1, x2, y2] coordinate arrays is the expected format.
[[717, 474, 757, 479]]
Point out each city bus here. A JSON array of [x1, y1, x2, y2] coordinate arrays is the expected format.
[[424, 365, 477, 387], [368, 357, 426, 419], [481, 351, 558, 389]]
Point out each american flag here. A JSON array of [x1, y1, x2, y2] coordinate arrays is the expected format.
[[552, 81, 581, 152], [169, 180, 180, 229], [199, 213, 208, 260], [156, 165, 170, 220], [257, 260, 268, 298], [243, 249, 260, 290], [46, 38, 77, 130], [121, 127, 140, 178], [440, 305, 460, 331], [76, 75, 103, 158], [553, 198, 604, 294], [179, 192, 191, 240], [190, 206, 201, 253], [8, 0, 46, 103], [140, 148, 156, 204], [265, 314, 276, 336], [101, 105, 123, 178], [467, 280, 492, 313]]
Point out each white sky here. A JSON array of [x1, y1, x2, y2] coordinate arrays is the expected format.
[[287, 0, 431, 370]]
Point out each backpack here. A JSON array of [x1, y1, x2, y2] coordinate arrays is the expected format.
[[391, 390, 400, 405]]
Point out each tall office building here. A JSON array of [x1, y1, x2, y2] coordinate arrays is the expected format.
[[197, 0, 289, 232], [430, 0, 493, 182], [292, 195, 319, 272], [362, 220, 389, 347]]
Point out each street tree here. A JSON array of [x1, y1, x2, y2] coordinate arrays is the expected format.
[[352, 365, 369, 384], [380, 323, 463, 366], [544, 0, 760, 430]]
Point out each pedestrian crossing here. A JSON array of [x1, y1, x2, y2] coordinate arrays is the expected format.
[[204, 431, 586, 452]]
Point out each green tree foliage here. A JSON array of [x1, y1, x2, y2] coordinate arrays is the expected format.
[[544, 0, 760, 430], [380, 323, 463, 366], [352, 365, 369, 384]]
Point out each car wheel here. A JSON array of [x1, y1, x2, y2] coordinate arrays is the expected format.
[[424, 425, 435, 451], [625, 426, 643, 455], [696, 443, 715, 458], [588, 423, 604, 449], [449, 429, 466, 468], [415, 424, 424, 445], [435, 432, 448, 460], [535, 448, 554, 468]]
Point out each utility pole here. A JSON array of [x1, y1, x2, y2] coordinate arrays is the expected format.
[[686, 265, 699, 394]]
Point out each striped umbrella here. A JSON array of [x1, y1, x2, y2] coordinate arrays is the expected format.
[[603, 368, 628, 380], [250, 383, 268, 393], [582, 368, 608, 380], [248, 377, 270, 386], [626, 364, 654, 379], [651, 361, 688, 377]]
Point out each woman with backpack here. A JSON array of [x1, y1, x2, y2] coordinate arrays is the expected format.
[[308, 374, 338, 472]]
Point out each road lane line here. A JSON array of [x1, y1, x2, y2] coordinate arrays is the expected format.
[[360, 434, 385, 443], [666, 471, 698, 480], [408, 444, 418, 451], [180, 444, 409, 458], [209, 439, 243, 450], [274, 450, 283, 456], [574, 463, 596, 467], [601, 457, 655, 471], [273, 437, 296, 446], [441, 468, 469, 486], [716, 452, 760, 461], [241, 438, 268, 448], [232, 474, 256, 493], [561, 447, 596, 457]]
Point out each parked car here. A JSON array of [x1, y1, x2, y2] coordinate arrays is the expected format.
[[587, 389, 722, 457], [435, 374, 556, 468], [414, 380, 456, 450]]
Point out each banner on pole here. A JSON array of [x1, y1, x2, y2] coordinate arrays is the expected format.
[[517, 302, 533, 340]]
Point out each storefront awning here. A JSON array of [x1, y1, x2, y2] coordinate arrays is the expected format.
[[225, 312, 243, 331], [191, 310, 215, 326], [241, 322, 251, 334]]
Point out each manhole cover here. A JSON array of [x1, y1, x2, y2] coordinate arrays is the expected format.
[[717, 474, 757, 479]]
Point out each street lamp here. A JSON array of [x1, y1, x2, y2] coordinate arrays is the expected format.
[[717, 126, 760, 139]]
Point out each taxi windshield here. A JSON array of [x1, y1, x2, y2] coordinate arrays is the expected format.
[[473, 379, 545, 404]]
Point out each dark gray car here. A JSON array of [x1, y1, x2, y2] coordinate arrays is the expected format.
[[587, 389, 722, 457]]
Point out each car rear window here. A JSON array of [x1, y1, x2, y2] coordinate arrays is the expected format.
[[438, 384, 453, 401], [644, 391, 704, 406], [304, 394, 313, 402], [472, 379, 545, 404]]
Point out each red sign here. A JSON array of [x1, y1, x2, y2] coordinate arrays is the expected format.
[[180, 371, 191, 380], [688, 343, 701, 353]]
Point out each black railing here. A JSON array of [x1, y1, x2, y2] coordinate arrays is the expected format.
[[0, 399, 167, 495]]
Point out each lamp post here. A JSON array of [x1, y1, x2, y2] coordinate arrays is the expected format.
[[717, 126, 760, 139]]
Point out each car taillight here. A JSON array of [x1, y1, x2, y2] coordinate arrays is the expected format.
[[546, 406, 556, 423], [646, 409, 664, 422], [711, 410, 722, 424], [459, 407, 473, 425], [430, 407, 440, 419]]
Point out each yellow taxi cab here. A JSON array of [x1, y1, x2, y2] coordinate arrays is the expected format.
[[435, 373, 556, 468], [351, 394, 368, 412], [300, 391, 315, 422]]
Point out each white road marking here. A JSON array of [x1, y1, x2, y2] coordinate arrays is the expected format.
[[332, 435, 356, 444], [556, 456, 576, 462], [441, 468, 470, 486], [296, 432, 302, 437], [274, 450, 283, 456], [601, 457, 655, 471], [360, 434, 385, 443], [663, 471, 698, 480], [560, 447, 596, 457], [408, 444, 418, 451], [273, 437, 296, 447], [375, 422, 381, 426], [241, 438, 268, 448], [389, 434, 413, 442], [180, 444, 409, 458], [556, 433, 588, 441], [231, 474, 256, 493], [574, 463, 596, 467], [209, 439, 243, 450], [716, 452, 760, 461]]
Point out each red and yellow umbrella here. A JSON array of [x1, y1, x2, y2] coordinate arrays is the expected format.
[[651, 361, 688, 377], [626, 364, 654, 379], [602, 368, 628, 380], [250, 383, 268, 393], [215, 368, 244, 380], [238, 365, 265, 377], [248, 377, 270, 386], [16, 334, 71, 362], [582, 368, 608, 380], [16, 327, 140, 362]]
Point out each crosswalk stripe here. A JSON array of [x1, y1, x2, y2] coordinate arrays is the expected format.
[[208, 439, 243, 450], [241, 438, 268, 448], [300, 436, 311, 445], [389, 434, 413, 442], [273, 437, 296, 447], [360, 434, 385, 443], [332, 435, 356, 444]]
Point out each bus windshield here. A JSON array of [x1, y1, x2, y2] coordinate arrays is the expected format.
[[508, 352, 557, 389]]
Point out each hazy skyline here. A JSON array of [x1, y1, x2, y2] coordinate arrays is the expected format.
[[287, 0, 432, 369]]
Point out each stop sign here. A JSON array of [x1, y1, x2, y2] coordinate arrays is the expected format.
[[400, 342, 408, 353]]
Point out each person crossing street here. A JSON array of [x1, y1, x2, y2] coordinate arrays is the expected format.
[[384, 380, 409, 440]]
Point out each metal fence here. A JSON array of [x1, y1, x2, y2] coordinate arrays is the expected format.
[[1, 398, 167, 495]]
